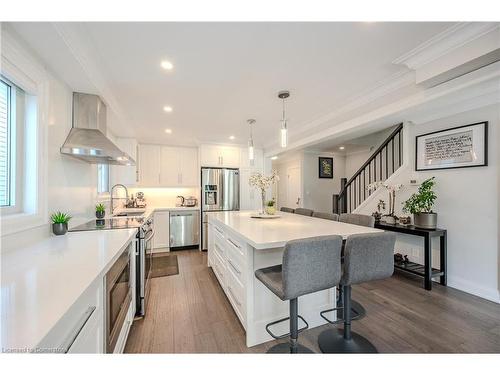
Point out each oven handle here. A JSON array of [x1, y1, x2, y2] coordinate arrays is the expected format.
[[145, 229, 155, 242]]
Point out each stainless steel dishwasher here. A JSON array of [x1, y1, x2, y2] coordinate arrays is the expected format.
[[169, 210, 200, 249]]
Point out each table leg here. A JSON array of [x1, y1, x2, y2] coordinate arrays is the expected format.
[[440, 233, 447, 286], [424, 235, 432, 290]]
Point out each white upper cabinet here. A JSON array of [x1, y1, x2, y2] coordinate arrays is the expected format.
[[139, 144, 198, 187], [200, 145, 240, 168], [111, 137, 139, 187], [138, 144, 161, 186], [178, 147, 198, 186]]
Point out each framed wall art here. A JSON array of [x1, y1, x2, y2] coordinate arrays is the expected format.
[[318, 157, 333, 178], [415, 121, 488, 171]]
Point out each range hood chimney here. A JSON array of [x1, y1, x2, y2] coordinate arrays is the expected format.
[[60, 92, 135, 166]]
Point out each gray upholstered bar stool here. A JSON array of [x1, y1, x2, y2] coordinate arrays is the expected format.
[[337, 212, 375, 320], [294, 208, 314, 216], [339, 213, 375, 227], [318, 232, 396, 353], [280, 207, 295, 213], [312, 212, 339, 221], [255, 235, 343, 353]]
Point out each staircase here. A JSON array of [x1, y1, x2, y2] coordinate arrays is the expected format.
[[338, 123, 404, 213]]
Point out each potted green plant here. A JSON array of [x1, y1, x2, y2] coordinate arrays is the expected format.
[[96, 203, 106, 219], [403, 177, 437, 229], [51, 211, 72, 235], [265, 199, 276, 215]]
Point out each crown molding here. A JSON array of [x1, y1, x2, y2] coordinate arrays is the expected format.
[[392, 22, 499, 70], [264, 61, 500, 158]]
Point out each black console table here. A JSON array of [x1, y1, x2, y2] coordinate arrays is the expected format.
[[374, 222, 447, 290]]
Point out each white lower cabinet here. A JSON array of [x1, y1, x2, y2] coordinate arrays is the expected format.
[[153, 210, 170, 250], [37, 277, 104, 353], [207, 223, 247, 327]]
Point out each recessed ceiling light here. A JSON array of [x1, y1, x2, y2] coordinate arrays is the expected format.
[[229, 135, 235, 140], [163, 106, 173, 113], [165, 129, 172, 134], [161, 60, 173, 70], [271, 156, 278, 160], [339, 146, 345, 150]]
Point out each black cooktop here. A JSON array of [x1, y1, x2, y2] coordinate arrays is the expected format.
[[69, 217, 145, 232]]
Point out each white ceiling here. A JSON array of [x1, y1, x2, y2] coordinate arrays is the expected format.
[[8, 22, 454, 148]]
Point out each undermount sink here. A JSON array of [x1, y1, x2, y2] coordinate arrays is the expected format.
[[113, 210, 145, 217]]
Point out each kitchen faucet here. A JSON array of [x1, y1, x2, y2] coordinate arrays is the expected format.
[[110, 184, 129, 215]]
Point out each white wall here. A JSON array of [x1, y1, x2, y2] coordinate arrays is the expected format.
[[302, 152, 345, 212], [1, 29, 100, 250], [355, 105, 500, 303], [344, 150, 371, 181]]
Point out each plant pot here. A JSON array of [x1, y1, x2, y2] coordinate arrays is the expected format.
[[413, 212, 437, 229], [265, 206, 276, 215], [52, 223, 68, 236], [96, 210, 105, 219]]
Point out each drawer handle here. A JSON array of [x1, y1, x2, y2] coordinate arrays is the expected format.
[[61, 306, 96, 353], [228, 259, 241, 275], [228, 286, 241, 307], [214, 243, 224, 254], [214, 226, 224, 235], [227, 238, 241, 250]]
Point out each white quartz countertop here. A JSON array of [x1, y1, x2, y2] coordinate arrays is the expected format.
[[1, 228, 137, 350], [208, 211, 382, 249]]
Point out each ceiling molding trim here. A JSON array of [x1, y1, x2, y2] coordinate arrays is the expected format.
[[281, 69, 416, 139], [264, 61, 500, 157], [50, 23, 132, 136], [392, 22, 500, 70]]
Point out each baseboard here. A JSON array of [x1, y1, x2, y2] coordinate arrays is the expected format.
[[447, 276, 500, 304]]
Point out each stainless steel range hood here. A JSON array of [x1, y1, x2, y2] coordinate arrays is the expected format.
[[60, 92, 135, 166]]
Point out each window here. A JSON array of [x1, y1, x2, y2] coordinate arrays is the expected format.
[[0, 79, 12, 206], [98, 164, 110, 194]]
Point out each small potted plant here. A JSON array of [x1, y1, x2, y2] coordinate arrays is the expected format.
[[51, 211, 72, 235], [96, 203, 106, 219], [249, 171, 279, 215], [403, 177, 437, 229], [265, 199, 276, 215]]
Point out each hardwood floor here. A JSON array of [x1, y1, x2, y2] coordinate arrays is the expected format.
[[125, 250, 500, 353]]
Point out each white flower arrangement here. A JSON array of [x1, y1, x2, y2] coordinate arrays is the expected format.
[[248, 170, 279, 190], [367, 181, 404, 217], [249, 171, 279, 214]]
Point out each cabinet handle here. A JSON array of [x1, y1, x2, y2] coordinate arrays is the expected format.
[[60, 306, 96, 353], [214, 226, 224, 235], [228, 259, 241, 275], [228, 286, 241, 307], [227, 238, 241, 250]]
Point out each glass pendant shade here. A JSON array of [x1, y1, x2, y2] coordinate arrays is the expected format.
[[280, 123, 288, 148]]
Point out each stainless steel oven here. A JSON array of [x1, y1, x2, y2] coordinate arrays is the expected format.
[[136, 217, 154, 317], [106, 250, 131, 353]]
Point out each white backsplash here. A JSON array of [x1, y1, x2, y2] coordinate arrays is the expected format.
[[128, 187, 200, 208]]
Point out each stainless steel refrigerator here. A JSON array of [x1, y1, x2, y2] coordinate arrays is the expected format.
[[201, 167, 240, 250]]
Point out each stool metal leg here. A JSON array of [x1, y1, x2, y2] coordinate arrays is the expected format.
[[318, 286, 377, 353], [267, 298, 314, 354], [337, 286, 366, 321]]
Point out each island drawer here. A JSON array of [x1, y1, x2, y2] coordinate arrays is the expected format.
[[225, 233, 246, 268], [226, 264, 246, 326], [211, 248, 226, 289]]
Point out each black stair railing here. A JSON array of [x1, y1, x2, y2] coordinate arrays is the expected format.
[[338, 123, 404, 214]]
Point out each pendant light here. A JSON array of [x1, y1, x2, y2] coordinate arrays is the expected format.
[[278, 90, 290, 148], [247, 119, 255, 163]]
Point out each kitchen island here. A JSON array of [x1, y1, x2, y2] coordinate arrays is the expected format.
[[207, 210, 381, 347]]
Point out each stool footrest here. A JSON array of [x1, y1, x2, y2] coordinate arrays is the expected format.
[[320, 307, 344, 324], [265, 315, 309, 340]]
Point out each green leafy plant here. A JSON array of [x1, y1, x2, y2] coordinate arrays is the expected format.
[[96, 203, 105, 213], [50, 211, 72, 224], [266, 199, 275, 207], [403, 177, 437, 214]]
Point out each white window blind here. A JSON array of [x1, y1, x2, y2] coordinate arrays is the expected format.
[[0, 79, 11, 207]]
